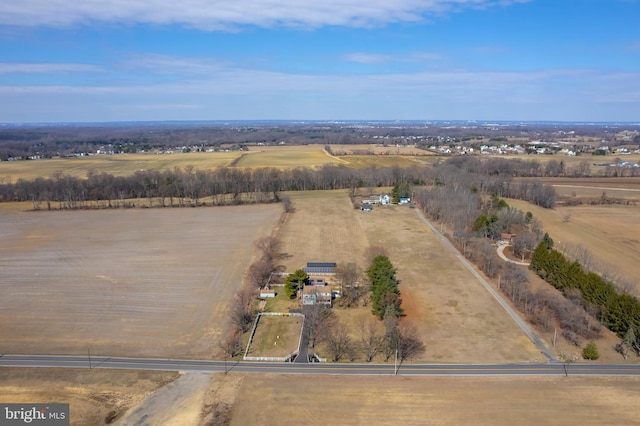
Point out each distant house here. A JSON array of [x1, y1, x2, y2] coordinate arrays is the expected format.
[[500, 233, 514, 243], [302, 285, 333, 307]]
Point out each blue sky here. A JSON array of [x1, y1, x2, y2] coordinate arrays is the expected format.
[[0, 0, 639, 122]]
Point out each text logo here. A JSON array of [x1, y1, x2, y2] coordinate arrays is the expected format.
[[1, 404, 69, 425]]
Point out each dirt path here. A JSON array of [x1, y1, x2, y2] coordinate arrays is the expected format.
[[497, 244, 530, 266], [114, 372, 211, 426], [553, 184, 640, 192], [413, 208, 554, 362]]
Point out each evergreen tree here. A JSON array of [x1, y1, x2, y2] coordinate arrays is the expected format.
[[583, 341, 599, 360], [285, 269, 308, 299], [367, 255, 402, 318]]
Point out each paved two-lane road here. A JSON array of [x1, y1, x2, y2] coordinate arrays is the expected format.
[[1, 354, 638, 376]]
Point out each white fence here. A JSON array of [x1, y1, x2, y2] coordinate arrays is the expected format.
[[243, 312, 305, 362]]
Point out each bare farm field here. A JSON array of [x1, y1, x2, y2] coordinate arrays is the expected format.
[[0, 368, 178, 426], [0, 151, 243, 181], [278, 190, 540, 363], [229, 374, 640, 426], [0, 205, 282, 358], [240, 145, 342, 168], [278, 190, 370, 270], [535, 176, 640, 200], [507, 180, 640, 294]]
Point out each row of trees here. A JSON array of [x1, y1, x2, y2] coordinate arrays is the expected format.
[[0, 165, 429, 208], [1, 158, 557, 214], [221, 235, 283, 359], [364, 254, 424, 362], [411, 172, 608, 350], [530, 239, 640, 353], [498, 263, 602, 346], [558, 240, 637, 296]]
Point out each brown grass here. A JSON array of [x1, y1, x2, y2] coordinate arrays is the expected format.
[[0, 205, 282, 358], [507, 191, 640, 294], [0, 368, 178, 426], [0, 151, 243, 181], [278, 190, 540, 363], [229, 374, 640, 426], [278, 190, 369, 269], [355, 204, 541, 363]]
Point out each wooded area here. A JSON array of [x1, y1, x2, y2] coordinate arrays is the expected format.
[[530, 240, 640, 355], [0, 157, 557, 210]]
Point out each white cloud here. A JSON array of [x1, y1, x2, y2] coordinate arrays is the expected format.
[[344, 51, 441, 64], [124, 54, 229, 75], [343, 53, 392, 64], [0, 67, 623, 99], [0, 63, 102, 74], [3, 66, 637, 121], [0, 0, 530, 30]]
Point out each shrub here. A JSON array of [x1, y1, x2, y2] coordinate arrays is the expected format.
[[583, 341, 600, 360]]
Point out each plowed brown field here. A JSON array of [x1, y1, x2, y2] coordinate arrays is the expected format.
[[0, 206, 282, 358]]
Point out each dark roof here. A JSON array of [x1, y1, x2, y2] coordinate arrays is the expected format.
[[307, 262, 336, 268], [304, 267, 335, 274], [304, 262, 337, 274]]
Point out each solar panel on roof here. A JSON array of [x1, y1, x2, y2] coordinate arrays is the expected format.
[[304, 266, 335, 273], [306, 262, 337, 268]]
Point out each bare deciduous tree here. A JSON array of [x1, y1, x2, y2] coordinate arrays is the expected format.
[[512, 231, 538, 261], [229, 285, 258, 332], [397, 322, 425, 361], [281, 195, 293, 213], [335, 262, 365, 307], [325, 321, 355, 362], [255, 236, 281, 264], [359, 317, 385, 362], [302, 304, 336, 349], [219, 327, 245, 359], [246, 257, 274, 288]]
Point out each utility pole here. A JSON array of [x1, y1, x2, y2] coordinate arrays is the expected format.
[[394, 349, 399, 376], [88, 348, 92, 370]]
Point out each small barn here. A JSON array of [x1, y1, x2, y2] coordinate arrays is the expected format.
[[260, 288, 276, 298]]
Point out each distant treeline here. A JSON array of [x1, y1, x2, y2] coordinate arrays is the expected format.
[[0, 158, 556, 210], [1, 122, 635, 160], [530, 241, 640, 351]]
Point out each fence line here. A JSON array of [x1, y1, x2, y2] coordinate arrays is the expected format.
[[243, 312, 305, 362]]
